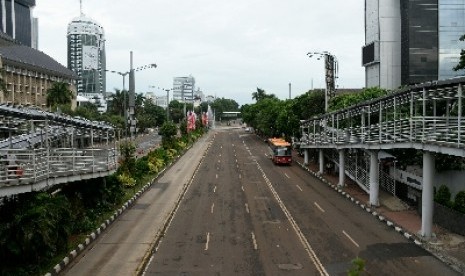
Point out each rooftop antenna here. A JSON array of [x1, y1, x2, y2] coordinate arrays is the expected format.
[[80, 0, 84, 16]]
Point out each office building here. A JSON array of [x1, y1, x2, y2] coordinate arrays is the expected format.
[[0, 32, 77, 108], [0, 0, 37, 48], [362, 0, 465, 90], [173, 75, 195, 102], [67, 12, 106, 103]]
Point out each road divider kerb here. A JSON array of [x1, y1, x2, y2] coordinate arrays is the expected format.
[[45, 138, 206, 276]]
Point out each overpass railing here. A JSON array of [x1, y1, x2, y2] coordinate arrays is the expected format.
[[299, 78, 465, 156], [0, 147, 117, 189]]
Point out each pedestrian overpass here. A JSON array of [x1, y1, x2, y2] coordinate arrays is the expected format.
[[295, 77, 465, 239]]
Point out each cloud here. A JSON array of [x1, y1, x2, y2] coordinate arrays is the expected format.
[[34, 0, 365, 106]]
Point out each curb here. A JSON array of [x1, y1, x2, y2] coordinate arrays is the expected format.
[[295, 160, 465, 274], [295, 160, 423, 246], [44, 145, 194, 276]]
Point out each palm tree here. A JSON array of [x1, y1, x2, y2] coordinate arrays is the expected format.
[[108, 89, 127, 116], [252, 87, 266, 102], [46, 82, 73, 108]]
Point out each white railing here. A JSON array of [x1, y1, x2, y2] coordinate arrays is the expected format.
[[0, 147, 118, 187]]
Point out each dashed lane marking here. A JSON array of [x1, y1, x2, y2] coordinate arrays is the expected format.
[[205, 232, 210, 251], [314, 202, 325, 213], [296, 185, 303, 192], [343, 230, 360, 248]]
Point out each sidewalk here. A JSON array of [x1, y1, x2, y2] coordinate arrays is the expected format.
[[293, 153, 465, 274]]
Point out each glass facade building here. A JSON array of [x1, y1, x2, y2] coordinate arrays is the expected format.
[[0, 0, 36, 47], [439, 0, 465, 79], [364, 0, 465, 89], [400, 0, 439, 85], [67, 15, 106, 98]]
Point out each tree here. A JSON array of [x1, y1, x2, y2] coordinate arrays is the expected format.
[[453, 34, 465, 72], [251, 87, 276, 102], [210, 97, 239, 120], [159, 121, 178, 148], [46, 82, 74, 109], [107, 89, 127, 117]]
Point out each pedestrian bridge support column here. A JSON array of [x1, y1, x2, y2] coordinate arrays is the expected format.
[[304, 149, 309, 165], [338, 149, 345, 187], [369, 150, 379, 207], [421, 151, 435, 238], [318, 149, 324, 174]]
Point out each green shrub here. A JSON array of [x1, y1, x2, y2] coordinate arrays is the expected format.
[[347, 257, 365, 276], [453, 191, 465, 213], [435, 185, 452, 207]]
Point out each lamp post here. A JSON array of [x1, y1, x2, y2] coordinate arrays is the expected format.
[[166, 89, 170, 122], [106, 62, 157, 137], [148, 85, 171, 122], [106, 70, 129, 136], [307, 51, 338, 112]]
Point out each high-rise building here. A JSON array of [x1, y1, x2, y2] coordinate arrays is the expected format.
[[362, 0, 465, 90], [173, 75, 195, 102], [67, 12, 106, 106], [0, 0, 37, 48]]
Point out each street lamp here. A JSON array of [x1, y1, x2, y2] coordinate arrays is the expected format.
[[148, 85, 171, 122], [307, 51, 338, 112], [106, 62, 157, 137]]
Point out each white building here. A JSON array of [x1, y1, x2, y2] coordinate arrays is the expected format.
[[67, 11, 106, 110], [173, 75, 195, 102]]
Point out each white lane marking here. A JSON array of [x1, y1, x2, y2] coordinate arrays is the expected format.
[[343, 230, 360, 248], [314, 202, 325, 213], [216, 174, 218, 179], [205, 232, 210, 250], [284, 173, 290, 179], [213, 186, 217, 193], [296, 185, 303, 192], [251, 232, 258, 250], [239, 174, 242, 179], [218, 160, 220, 163], [211, 203, 215, 214], [245, 203, 250, 213], [241, 186, 244, 192], [255, 161, 329, 276]]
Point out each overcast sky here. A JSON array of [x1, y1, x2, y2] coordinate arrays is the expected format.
[[34, 0, 365, 106]]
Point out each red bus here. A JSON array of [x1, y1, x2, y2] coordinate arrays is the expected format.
[[268, 138, 292, 165]]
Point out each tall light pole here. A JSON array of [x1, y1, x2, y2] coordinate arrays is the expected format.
[[165, 89, 170, 122], [148, 85, 171, 122], [106, 70, 129, 136], [307, 51, 338, 112], [105, 59, 157, 139]]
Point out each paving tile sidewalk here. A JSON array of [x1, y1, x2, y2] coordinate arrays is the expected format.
[[293, 152, 465, 274]]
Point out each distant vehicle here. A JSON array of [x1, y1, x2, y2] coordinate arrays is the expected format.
[[268, 137, 292, 165], [245, 127, 251, 132]]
